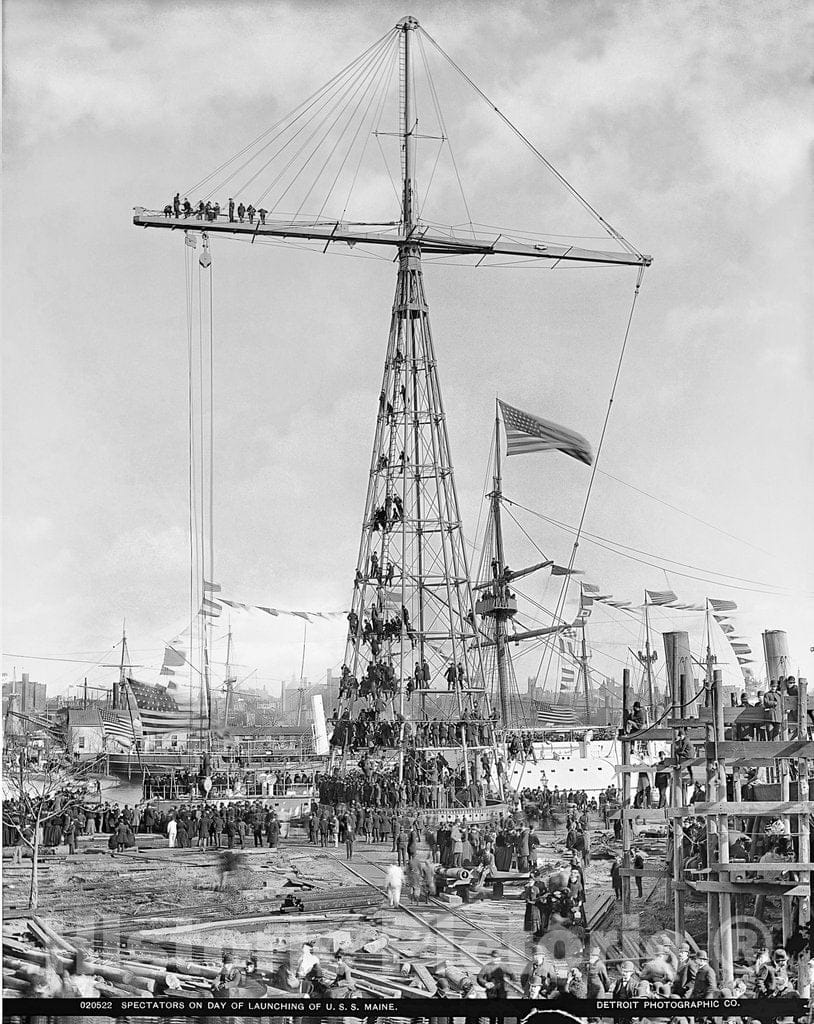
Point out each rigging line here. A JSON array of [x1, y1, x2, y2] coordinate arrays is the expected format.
[[340, 30, 398, 223], [2, 651, 115, 665], [208, 244, 215, 610], [418, 27, 642, 258], [259, 41, 387, 212], [472, 427, 497, 562], [185, 243, 197, 718], [507, 498, 805, 597], [252, 37, 392, 210], [417, 138, 445, 220], [374, 129, 402, 207], [535, 267, 646, 689], [219, 232, 393, 263], [228, 36, 391, 205], [596, 469, 779, 560], [293, 34, 397, 221], [417, 30, 474, 233], [446, 220, 613, 241], [317, 33, 400, 223], [504, 498, 790, 592], [186, 27, 398, 199]]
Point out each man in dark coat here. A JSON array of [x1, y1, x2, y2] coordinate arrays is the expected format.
[[673, 942, 697, 996], [689, 949, 716, 998], [477, 951, 515, 999]]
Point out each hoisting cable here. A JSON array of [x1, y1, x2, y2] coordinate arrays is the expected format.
[[292, 32, 399, 221], [339, 27, 399, 222], [313, 33, 400, 223], [416, 29, 474, 233], [211, 30, 393, 204], [183, 26, 398, 199], [248, 33, 395, 208], [505, 498, 801, 597], [534, 265, 646, 690], [419, 26, 644, 258]]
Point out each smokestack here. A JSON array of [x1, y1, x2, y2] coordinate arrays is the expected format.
[[762, 630, 792, 683], [663, 631, 697, 717]]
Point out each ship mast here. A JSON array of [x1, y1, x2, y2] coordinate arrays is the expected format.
[[637, 591, 656, 713], [115, 620, 129, 710], [475, 404, 518, 726], [578, 610, 591, 721], [223, 620, 234, 729]]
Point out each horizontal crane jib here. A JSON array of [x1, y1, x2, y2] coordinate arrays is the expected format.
[[132, 209, 652, 267]]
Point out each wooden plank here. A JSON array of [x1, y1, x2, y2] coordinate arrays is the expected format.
[[685, 879, 805, 895], [620, 728, 674, 741], [669, 800, 811, 817], [618, 867, 669, 878], [690, 706, 799, 724], [610, 807, 671, 820], [716, 862, 814, 873], [706, 740, 814, 760], [615, 758, 705, 772]]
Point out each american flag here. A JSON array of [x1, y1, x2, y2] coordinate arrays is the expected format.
[[499, 400, 593, 465], [127, 678, 208, 735], [100, 710, 136, 748], [536, 703, 582, 726], [561, 664, 576, 688]]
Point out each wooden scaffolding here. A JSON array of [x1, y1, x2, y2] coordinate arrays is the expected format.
[[618, 666, 811, 997]]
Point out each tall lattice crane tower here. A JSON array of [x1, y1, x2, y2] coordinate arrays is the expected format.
[[133, 15, 650, 779]]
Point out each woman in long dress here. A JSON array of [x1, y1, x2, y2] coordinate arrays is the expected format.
[[460, 826, 473, 866], [522, 879, 542, 934]]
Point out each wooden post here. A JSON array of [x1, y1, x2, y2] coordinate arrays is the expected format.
[[796, 678, 810, 998], [705, 671, 721, 972], [622, 667, 631, 914], [713, 668, 734, 985], [779, 681, 793, 945], [673, 672, 686, 939]]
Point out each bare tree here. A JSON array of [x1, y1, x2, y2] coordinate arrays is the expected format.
[[3, 751, 107, 909]]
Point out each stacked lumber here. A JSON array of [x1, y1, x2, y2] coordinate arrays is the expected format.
[[3, 920, 217, 999]]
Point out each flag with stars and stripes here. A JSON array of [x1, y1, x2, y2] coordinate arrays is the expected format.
[[499, 400, 593, 465], [100, 710, 136, 748], [536, 703, 582, 726]]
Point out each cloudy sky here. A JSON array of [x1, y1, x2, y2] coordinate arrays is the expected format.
[[3, 0, 812, 702]]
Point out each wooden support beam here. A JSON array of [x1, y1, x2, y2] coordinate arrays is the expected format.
[[668, 800, 811, 817], [693, 704, 799, 724], [621, 667, 631, 914], [715, 862, 814, 872], [686, 879, 809, 896], [796, 677, 810, 998], [713, 667, 734, 986], [620, 728, 675, 741], [615, 758, 705, 773], [705, 740, 814, 759], [618, 867, 670, 878], [672, 671, 687, 940], [611, 808, 667, 821], [729, 756, 809, 768]]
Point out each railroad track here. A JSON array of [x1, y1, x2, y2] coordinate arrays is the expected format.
[[322, 848, 528, 992]]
